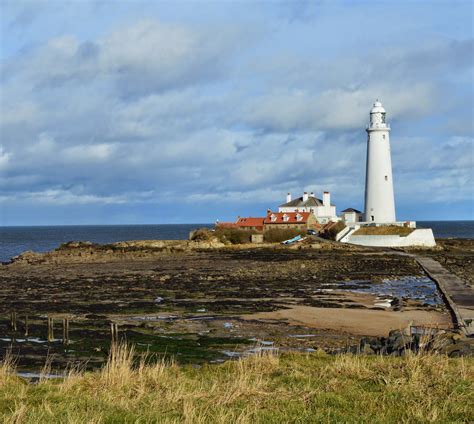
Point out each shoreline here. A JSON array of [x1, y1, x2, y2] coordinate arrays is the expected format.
[[0, 238, 472, 371]]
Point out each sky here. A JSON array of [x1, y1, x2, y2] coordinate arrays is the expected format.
[[0, 0, 473, 225]]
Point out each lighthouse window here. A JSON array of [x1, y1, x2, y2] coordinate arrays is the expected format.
[[385, 175, 388, 181], [382, 134, 386, 139]]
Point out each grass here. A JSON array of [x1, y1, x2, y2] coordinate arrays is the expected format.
[[0, 344, 473, 423], [263, 228, 306, 243], [353, 225, 415, 236]]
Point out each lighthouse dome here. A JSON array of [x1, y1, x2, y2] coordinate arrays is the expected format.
[[370, 100, 386, 114]]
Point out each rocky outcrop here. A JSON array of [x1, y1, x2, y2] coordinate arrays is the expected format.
[[354, 328, 473, 357], [7, 238, 226, 265]]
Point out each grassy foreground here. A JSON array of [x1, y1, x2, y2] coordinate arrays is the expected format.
[[0, 345, 473, 423]]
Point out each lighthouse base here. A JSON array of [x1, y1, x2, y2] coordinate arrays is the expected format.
[[338, 222, 436, 248]]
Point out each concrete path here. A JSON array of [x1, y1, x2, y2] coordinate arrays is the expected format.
[[415, 256, 474, 336]]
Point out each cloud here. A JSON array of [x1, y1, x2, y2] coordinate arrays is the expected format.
[[0, 147, 11, 171], [1, 8, 473, 223], [242, 83, 438, 132], [2, 19, 243, 98], [0, 188, 130, 205]]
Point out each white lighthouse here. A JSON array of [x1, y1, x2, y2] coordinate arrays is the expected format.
[[364, 100, 396, 223], [339, 100, 436, 247]]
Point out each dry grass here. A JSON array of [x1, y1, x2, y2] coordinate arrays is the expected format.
[[263, 228, 306, 243], [0, 343, 472, 423], [353, 225, 415, 236]]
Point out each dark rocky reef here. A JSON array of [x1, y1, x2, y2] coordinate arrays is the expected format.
[[354, 328, 473, 357]]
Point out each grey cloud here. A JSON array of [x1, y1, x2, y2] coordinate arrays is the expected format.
[[1, 15, 472, 218], [241, 83, 438, 132], [2, 20, 244, 98]]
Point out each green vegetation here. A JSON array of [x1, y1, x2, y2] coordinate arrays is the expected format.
[[191, 227, 309, 244], [0, 344, 472, 423], [263, 228, 306, 243], [188, 228, 215, 241], [353, 225, 415, 236], [215, 228, 257, 244], [190, 228, 257, 244]]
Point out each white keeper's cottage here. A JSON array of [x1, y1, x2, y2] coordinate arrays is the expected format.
[[278, 191, 338, 224]]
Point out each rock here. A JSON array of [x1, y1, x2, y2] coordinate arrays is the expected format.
[[430, 332, 455, 351], [360, 343, 375, 355], [386, 330, 414, 354], [10, 251, 44, 265], [445, 340, 474, 357]]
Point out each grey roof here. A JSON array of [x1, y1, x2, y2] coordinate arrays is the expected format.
[[341, 208, 362, 213], [279, 196, 323, 208]]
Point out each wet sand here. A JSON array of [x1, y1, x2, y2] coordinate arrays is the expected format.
[[244, 305, 451, 336]]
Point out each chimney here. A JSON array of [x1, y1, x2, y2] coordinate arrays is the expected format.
[[323, 191, 330, 207], [303, 192, 309, 202], [286, 192, 291, 203]]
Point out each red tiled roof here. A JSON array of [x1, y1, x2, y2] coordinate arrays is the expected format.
[[216, 222, 238, 229], [236, 217, 265, 228], [217, 217, 265, 230], [264, 211, 311, 224]]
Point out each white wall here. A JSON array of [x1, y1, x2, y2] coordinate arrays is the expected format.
[[315, 205, 336, 218], [342, 212, 356, 223], [347, 229, 436, 247], [279, 199, 337, 223]]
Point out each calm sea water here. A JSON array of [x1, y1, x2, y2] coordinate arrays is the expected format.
[[0, 221, 472, 263], [0, 224, 212, 263]]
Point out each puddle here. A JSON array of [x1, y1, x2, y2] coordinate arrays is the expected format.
[[17, 372, 64, 380], [338, 276, 443, 307], [1, 337, 53, 343], [221, 350, 241, 358], [289, 334, 316, 338], [128, 315, 178, 321]]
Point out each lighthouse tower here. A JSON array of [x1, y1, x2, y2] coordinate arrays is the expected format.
[[364, 100, 396, 223]]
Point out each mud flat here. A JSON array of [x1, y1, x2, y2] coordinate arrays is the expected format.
[[0, 238, 469, 371]]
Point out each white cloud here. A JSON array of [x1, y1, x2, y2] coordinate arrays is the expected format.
[[0, 188, 129, 205], [0, 12, 472, 220], [63, 143, 115, 162], [242, 83, 437, 132], [0, 147, 11, 171]]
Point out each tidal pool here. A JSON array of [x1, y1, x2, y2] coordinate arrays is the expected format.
[[336, 276, 444, 307]]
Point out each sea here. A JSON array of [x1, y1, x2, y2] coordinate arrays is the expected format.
[[0, 221, 472, 263]]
